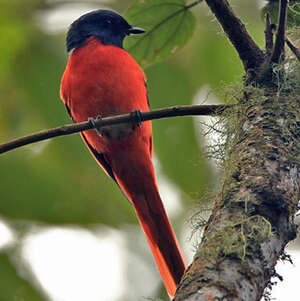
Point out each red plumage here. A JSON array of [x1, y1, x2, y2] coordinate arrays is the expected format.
[[61, 35, 186, 297]]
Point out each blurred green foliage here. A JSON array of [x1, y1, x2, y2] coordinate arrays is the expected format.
[[262, 0, 300, 28], [0, 0, 267, 299], [146, 62, 212, 199], [0, 253, 44, 300]]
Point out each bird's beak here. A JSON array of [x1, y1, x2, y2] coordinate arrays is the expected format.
[[128, 26, 146, 35]]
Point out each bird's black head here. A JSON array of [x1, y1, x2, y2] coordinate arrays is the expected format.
[[66, 9, 145, 52]]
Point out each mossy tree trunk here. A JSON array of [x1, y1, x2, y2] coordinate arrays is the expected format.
[[174, 1, 300, 300], [175, 88, 299, 301]]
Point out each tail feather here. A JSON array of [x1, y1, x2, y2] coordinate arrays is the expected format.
[[80, 135, 186, 297], [132, 192, 186, 298]]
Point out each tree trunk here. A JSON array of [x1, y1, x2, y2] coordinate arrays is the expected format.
[[174, 0, 300, 299], [175, 87, 300, 300]]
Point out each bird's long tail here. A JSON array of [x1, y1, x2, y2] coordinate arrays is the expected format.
[[132, 188, 186, 298], [80, 133, 186, 297]]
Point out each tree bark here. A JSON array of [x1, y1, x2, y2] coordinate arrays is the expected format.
[[174, 88, 300, 300], [174, 0, 300, 299]]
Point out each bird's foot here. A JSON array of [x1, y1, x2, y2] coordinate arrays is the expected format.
[[130, 110, 143, 127], [88, 115, 103, 136]]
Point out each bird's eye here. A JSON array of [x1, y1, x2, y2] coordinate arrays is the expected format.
[[106, 20, 112, 24]]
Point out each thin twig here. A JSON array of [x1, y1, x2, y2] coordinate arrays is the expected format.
[[205, 0, 265, 72], [0, 104, 231, 155], [286, 36, 300, 62], [265, 13, 274, 57], [271, 0, 289, 63]]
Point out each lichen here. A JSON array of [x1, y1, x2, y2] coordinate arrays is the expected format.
[[197, 215, 273, 263]]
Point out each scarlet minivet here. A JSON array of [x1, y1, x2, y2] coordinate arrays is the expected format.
[[60, 10, 186, 298]]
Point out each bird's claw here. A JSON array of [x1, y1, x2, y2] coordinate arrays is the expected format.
[[130, 110, 143, 127], [88, 115, 103, 136]]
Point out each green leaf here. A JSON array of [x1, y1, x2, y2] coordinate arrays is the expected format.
[[124, 0, 196, 67]]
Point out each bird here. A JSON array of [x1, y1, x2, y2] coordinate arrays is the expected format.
[[60, 9, 186, 298]]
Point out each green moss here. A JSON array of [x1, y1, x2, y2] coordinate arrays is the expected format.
[[195, 68, 299, 264], [198, 215, 272, 262]]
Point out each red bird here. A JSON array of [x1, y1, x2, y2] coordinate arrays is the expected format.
[[60, 10, 186, 298]]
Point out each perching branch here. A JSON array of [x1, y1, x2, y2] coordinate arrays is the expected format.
[[271, 0, 289, 63], [286, 36, 300, 62], [0, 104, 230, 155], [204, 0, 265, 72]]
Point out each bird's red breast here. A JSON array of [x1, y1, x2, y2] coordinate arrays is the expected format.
[[60, 36, 154, 200], [61, 36, 151, 151]]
